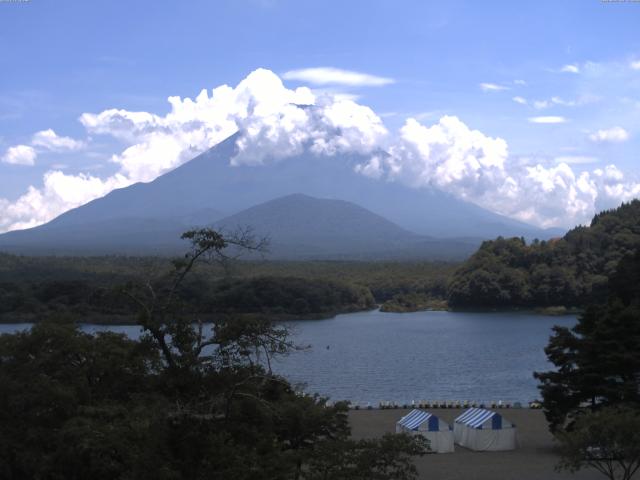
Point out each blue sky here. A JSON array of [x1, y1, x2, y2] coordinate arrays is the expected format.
[[1, 0, 640, 231]]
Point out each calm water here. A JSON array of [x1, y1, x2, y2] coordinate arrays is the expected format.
[[0, 310, 574, 405]]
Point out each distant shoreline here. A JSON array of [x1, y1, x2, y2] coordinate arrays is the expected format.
[[0, 305, 581, 326]]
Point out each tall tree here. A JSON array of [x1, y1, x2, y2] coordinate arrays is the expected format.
[[556, 406, 640, 480], [534, 249, 640, 431]]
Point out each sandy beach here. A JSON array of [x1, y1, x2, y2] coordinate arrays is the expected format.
[[349, 408, 606, 480]]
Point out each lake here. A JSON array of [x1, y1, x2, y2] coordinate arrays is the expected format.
[[0, 309, 574, 405]]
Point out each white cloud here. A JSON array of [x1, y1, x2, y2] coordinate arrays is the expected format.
[[533, 100, 551, 110], [512, 96, 527, 105], [0, 129, 85, 169], [32, 129, 85, 151], [0, 171, 127, 232], [630, 60, 640, 70], [528, 116, 567, 124], [561, 64, 580, 74], [554, 156, 599, 165], [1, 145, 37, 166], [513, 79, 527, 86], [312, 90, 361, 102], [282, 67, 394, 87], [480, 83, 509, 92], [355, 115, 639, 228], [0, 68, 388, 232], [532, 95, 599, 110], [386, 116, 510, 195], [588, 126, 629, 143], [1, 68, 638, 233]]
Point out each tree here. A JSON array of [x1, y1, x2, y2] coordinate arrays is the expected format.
[[534, 249, 640, 432], [448, 200, 640, 310], [0, 228, 428, 480], [556, 406, 640, 480], [304, 434, 429, 480], [0, 322, 160, 480]]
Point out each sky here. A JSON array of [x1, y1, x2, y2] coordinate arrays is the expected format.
[[1, 0, 640, 232]]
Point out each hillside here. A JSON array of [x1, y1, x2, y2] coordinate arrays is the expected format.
[[447, 200, 640, 308], [215, 193, 478, 260]]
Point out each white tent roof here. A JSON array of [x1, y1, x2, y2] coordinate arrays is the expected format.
[[454, 408, 513, 429], [397, 409, 449, 432]]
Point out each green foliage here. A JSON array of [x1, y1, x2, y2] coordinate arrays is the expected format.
[[534, 249, 640, 431], [0, 254, 455, 323], [0, 322, 161, 479], [449, 200, 640, 308], [207, 276, 375, 317], [0, 228, 428, 479], [304, 434, 429, 480], [380, 292, 447, 313], [556, 406, 640, 480]]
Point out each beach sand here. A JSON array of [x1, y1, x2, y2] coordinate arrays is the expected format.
[[349, 408, 606, 480]]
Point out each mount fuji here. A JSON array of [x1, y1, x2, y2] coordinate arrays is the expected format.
[[0, 133, 562, 258]]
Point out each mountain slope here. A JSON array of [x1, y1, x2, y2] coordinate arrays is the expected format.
[[0, 133, 561, 256], [214, 193, 478, 259]]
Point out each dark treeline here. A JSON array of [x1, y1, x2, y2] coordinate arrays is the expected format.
[[448, 200, 640, 309], [0, 254, 455, 323]]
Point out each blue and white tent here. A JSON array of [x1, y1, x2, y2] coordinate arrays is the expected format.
[[396, 409, 454, 453], [453, 408, 517, 451]]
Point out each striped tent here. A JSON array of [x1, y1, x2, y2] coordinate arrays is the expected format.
[[453, 408, 517, 451], [396, 409, 454, 453]]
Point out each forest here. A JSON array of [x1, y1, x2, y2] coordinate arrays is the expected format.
[[447, 200, 640, 309], [0, 253, 455, 323], [2, 200, 640, 323]]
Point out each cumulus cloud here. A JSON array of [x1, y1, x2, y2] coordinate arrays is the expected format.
[[561, 64, 580, 74], [0, 171, 127, 232], [0, 68, 638, 233], [588, 126, 629, 143], [282, 67, 394, 87], [630, 60, 640, 70], [480, 83, 509, 92], [0, 68, 388, 232], [512, 96, 527, 105], [355, 115, 639, 228], [528, 116, 567, 124], [32, 129, 85, 151], [1, 145, 37, 166], [0, 129, 85, 170]]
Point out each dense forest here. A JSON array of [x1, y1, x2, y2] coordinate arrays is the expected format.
[[448, 200, 640, 309], [0, 253, 455, 323], [3, 200, 640, 319]]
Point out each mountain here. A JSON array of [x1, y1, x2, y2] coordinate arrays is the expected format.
[[0, 133, 561, 257], [214, 193, 478, 259]]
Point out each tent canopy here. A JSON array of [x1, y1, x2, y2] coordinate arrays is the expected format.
[[397, 409, 455, 453], [397, 409, 449, 432], [454, 408, 513, 430]]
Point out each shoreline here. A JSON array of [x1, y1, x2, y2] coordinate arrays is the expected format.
[[0, 304, 582, 325]]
